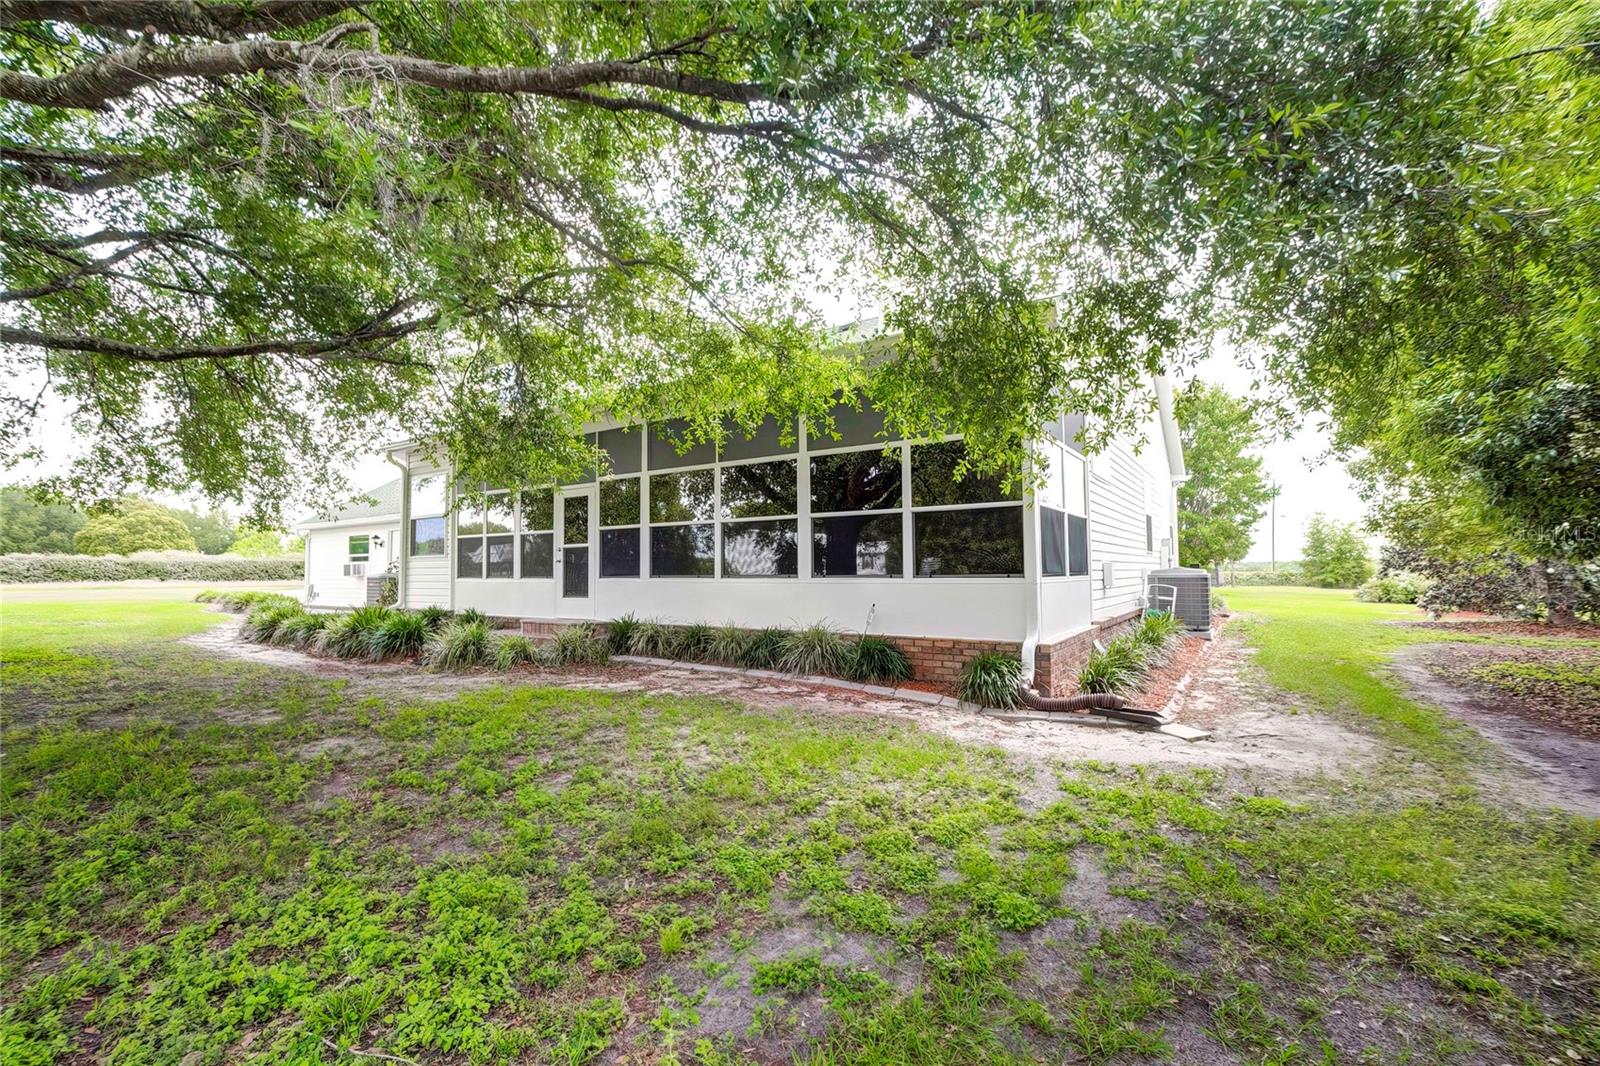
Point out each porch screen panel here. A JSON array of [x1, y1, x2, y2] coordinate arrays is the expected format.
[[517, 488, 554, 579], [720, 458, 798, 577], [810, 445, 902, 577], [599, 477, 641, 577], [456, 494, 486, 578], [909, 440, 1024, 578]]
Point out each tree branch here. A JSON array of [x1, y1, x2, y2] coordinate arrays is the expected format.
[[0, 1, 360, 39], [0, 35, 787, 112], [1, 312, 437, 365], [2, 143, 174, 192]]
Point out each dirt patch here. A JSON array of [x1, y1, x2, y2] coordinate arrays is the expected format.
[[1390, 647, 1600, 817], [1416, 643, 1599, 738], [184, 617, 1383, 789], [1393, 618, 1600, 640], [293, 735, 384, 761]]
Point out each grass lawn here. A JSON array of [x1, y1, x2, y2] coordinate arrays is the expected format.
[[0, 590, 1596, 1064]]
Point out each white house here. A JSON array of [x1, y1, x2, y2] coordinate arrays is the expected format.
[[297, 379, 1185, 694]]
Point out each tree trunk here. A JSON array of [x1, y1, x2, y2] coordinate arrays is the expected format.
[[1541, 558, 1579, 628]]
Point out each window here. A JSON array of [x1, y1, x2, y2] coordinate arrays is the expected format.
[[457, 489, 515, 579], [456, 493, 485, 579], [721, 414, 796, 460], [723, 518, 797, 577], [486, 535, 515, 578], [807, 399, 889, 449], [811, 449, 899, 513], [1040, 442, 1086, 578], [651, 523, 714, 577], [348, 535, 370, 562], [721, 459, 796, 518], [813, 513, 901, 577], [649, 466, 713, 575], [650, 469, 714, 522], [1041, 509, 1067, 577], [914, 508, 1024, 577], [486, 493, 514, 534], [598, 426, 642, 475], [720, 458, 798, 577], [809, 444, 902, 578], [456, 533, 484, 580], [599, 477, 640, 577], [410, 474, 446, 556], [910, 440, 1016, 507], [910, 440, 1023, 578], [1068, 514, 1089, 576], [518, 488, 554, 579], [411, 517, 446, 556]]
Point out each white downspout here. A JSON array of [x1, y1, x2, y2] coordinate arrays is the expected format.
[[386, 449, 410, 609], [1020, 446, 1042, 688]]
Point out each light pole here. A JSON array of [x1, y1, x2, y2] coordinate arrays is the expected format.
[[1269, 482, 1281, 573]]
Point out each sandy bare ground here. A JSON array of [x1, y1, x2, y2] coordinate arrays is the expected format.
[[184, 618, 1381, 789], [1391, 646, 1600, 817]]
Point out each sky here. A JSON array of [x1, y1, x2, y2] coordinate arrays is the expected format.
[[1183, 345, 1367, 564]]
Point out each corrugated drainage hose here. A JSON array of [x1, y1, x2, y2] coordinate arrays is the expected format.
[[1014, 686, 1167, 727]]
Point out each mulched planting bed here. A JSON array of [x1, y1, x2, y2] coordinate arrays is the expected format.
[[1419, 641, 1600, 738], [1127, 634, 1209, 712]]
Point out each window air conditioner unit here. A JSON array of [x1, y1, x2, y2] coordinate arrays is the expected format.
[[343, 562, 367, 578]]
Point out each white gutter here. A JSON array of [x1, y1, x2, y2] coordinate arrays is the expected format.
[[1152, 375, 1190, 486]]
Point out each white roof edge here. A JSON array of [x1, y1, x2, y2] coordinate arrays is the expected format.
[[295, 512, 402, 533]]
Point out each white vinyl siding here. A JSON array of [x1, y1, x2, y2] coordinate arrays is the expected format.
[[1088, 409, 1173, 621], [304, 521, 391, 608]]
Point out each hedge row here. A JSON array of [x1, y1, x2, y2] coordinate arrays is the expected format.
[[0, 552, 303, 583]]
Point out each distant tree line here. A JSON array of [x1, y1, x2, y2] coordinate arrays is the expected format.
[[0, 488, 301, 557]]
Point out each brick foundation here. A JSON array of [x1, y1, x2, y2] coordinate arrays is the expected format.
[[518, 618, 607, 642], [511, 610, 1146, 695], [1031, 609, 1144, 696], [885, 635, 1021, 689]]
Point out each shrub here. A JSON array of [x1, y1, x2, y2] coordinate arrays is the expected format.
[[739, 627, 788, 670], [1132, 610, 1183, 666], [194, 589, 218, 602], [376, 574, 399, 607], [0, 552, 302, 583], [456, 607, 491, 627], [606, 613, 639, 655], [491, 633, 541, 669], [671, 622, 713, 662], [366, 611, 431, 660], [958, 653, 1021, 707], [551, 624, 609, 665], [777, 621, 852, 676], [628, 619, 673, 658], [848, 635, 913, 685], [1078, 635, 1149, 696], [242, 602, 303, 642], [216, 590, 297, 613], [416, 605, 451, 630], [1357, 570, 1433, 604], [422, 620, 491, 669], [273, 612, 329, 648], [317, 605, 394, 658], [707, 624, 749, 665]]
